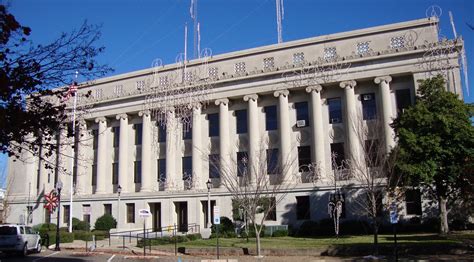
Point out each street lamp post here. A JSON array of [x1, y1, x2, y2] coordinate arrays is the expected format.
[[206, 179, 212, 228], [117, 185, 122, 228], [54, 181, 63, 251]]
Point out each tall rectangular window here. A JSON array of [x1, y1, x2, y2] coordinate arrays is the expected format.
[[208, 113, 219, 137], [113, 126, 120, 147], [296, 196, 310, 220], [157, 159, 166, 181], [209, 154, 220, 178], [104, 204, 112, 216], [183, 125, 192, 140], [405, 189, 422, 215], [126, 203, 135, 223], [157, 122, 166, 142], [134, 123, 142, 145], [298, 146, 311, 172], [295, 102, 309, 127], [267, 148, 279, 175], [82, 204, 91, 224], [92, 129, 98, 149], [264, 197, 277, 221], [63, 205, 70, 224], [361, 93, 377, 120], [237, 151, 248, 177], [235, 109, 248, 134], [264, 105, 277, 131], [395, 89, 412, 115], [112, 162, 119, 185], [134, 161, 141, 183], [328, 98, 342, 124], [365, 139, 379, 167], [92, 164, 97, 186], [330, 143, 345, 169], [182, 156, 192, 179]]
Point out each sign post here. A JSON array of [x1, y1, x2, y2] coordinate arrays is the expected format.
[[390, 203, 398, 262], [213, 206, 220, 259], [138, 209, 151, 257]]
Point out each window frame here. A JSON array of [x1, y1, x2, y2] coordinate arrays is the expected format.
[[235, 109, 248, 134], [264, 105, 278, 131], [328, 97, 343, 124], [208, 113, 219, 137]]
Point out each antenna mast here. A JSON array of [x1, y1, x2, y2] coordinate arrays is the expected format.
[[449, 11, 469, 96], [276, 0, 284, 43], [190, 0, 199, 59]]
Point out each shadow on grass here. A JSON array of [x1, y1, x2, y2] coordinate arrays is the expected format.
[[383, 234, 447, 242]]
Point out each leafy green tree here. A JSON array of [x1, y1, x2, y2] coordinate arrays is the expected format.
[[94, 214, 117, 231], [391, 75, 474, 234], [0, 5, 112, 160]]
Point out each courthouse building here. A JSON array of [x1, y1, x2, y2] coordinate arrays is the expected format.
[[5, 17, 464, 232]]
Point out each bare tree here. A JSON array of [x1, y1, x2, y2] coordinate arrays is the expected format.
[[215, 139, 299, 257], [347, 116, 400, 255]]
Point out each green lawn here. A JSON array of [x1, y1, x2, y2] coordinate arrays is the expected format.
[[155, 233, 467, 249]]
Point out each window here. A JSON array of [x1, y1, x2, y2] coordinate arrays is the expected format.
[[134, 161, 141, 183], [328, 98, 342, 124], [134, 123, 142, 145], [395, 89, 412, 115], [235, 62, 246, 75], [208, 113, 219, 137], [209, 67, 218, 79], [112, 162, 118, 185], [323, 47, 337, 61], [361, 93, 377, 120], [293, 52, 305, 65], [126, 203, 135, 223], [264, 105, 277, 131], [112, 126, 120, 147], [357, 41, 370, 55], [390, 36, 405, 49], [237, 151, 248, 177], [296, 196, 310, 220], [63, 205, 70, 224], [182, 156, 192, 180], [104, 204, 112, 216], [114, 84, 123, 96], [295, 102, 309, 127], [263, 198, 277, 221], [263, 57, 275, 70], [267, 148, 279, 175], [183, 125, 192, 140], [330, 143, 345, 168], [157, 159, 166, 181], [209, 154, 220, 178], [298, 146, 311, 172], [157, 122, 166, 142], [92, 130, 98, 149], [235, 109, 248, 134], [365, 140, 379, 167], [92, 164, 97, 186], [405, 189, 422, 215], [83, 204, 91, 224]]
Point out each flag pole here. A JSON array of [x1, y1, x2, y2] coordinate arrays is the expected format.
[[68, 71, 79, 233]]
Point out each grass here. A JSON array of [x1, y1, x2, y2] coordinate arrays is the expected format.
[[154, 233, 467, 249]]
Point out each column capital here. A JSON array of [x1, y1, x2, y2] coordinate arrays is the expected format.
[[243, 94, 258, 102], [138, 110, 151, 117], [214, 98, 229, 106], [339, 80, 357, 89], [78, 120, 88, 130], [305, 85, 323, 93], [95, 117, 106, 124], [374, 76, 392, 85], [116, 113, 128, 120], [191, 103, 202, 110], [273, 89, 289, 98]]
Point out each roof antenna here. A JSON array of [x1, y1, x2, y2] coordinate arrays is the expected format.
[[276, 0, 284, 43], [449, 11, 469, 96], [190, 0, 199, 59]]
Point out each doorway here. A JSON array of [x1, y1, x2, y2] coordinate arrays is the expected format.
[[149, 203, 162, 232], [174, 201, 188, 232], [201, 200, 216, 228]]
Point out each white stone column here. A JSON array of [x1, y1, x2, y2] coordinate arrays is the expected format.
[[165, 110, 177, 190], [139, 110, 152, 192], [306, 85, 326, 173], [116, 114, 129, 193], [95, 117, 107, 194], [374, 76, 395, 151], [273, 90, 292, 182], [243, 94, 259, 184], [192, 105, 204, 189], [215, 99, 230, 178], [339, 80, 359, 164], [75, 120, 87, 195]]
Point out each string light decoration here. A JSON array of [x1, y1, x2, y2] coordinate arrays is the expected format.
[[144, 48, 213, 133]]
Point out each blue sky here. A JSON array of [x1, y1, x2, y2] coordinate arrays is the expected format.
[[1, 0, 473, 187]]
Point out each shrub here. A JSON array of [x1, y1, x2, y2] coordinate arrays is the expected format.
[[339, 220, 370, 235], [72, 217, 90, 231], [421, 217, 439, 232], [272, 229, 288, 237], [35, 223, 57, 236], [94, 214, 117, 231], [186, 233, 202, 241], [239, 224, 265, 238], [211, 216, 235, 236], [47, 231, 74, 243], [92, 230, 107, 240], [74, 230, 93, 241]]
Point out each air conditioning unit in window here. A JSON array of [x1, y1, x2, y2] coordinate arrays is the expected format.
[[363, 94, 372, 101], [296, 120, 306, 128]]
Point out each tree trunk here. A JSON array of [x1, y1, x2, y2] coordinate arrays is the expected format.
[[255, 224, 262, 257], [372, 216, 379, 256], [438, 196, 449, 235]]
